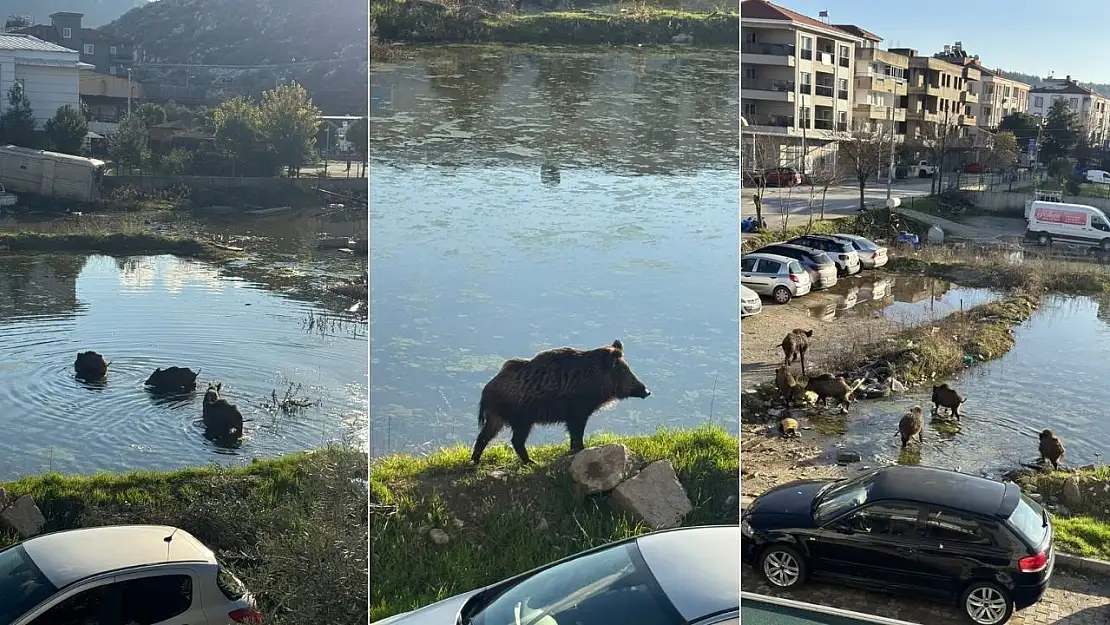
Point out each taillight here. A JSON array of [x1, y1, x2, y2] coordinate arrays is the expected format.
[[230, 607, 264, 624], [790, 274, 800, 283], [871, 252, 878, 259], [1019, 551, 1048, 573]]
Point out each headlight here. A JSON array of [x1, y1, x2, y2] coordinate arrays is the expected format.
[[741, 518, 754, 537]]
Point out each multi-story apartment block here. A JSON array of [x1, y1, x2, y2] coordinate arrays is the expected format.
[[741, 0, 862, 172], [891, 45, 980, 141], [834, 24, 909, 137], [975, 67, 1029, 128], [13, 12, 136, 77], [1028, 76, 1110, 146]]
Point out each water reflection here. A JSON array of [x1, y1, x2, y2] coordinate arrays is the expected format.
[[804, 274, 998, 325]]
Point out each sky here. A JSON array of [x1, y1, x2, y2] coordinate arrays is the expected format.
[[766, 0, 1110, 84]]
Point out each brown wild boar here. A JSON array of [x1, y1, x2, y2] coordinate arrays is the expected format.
[[805, 374, 864, 412], [201, 381, 244, 442], [145, 366, 201, 393], [471, 339, 651, 465], [898, 406, 924, 448], [775, 366, 800, 404], [1038, 429, 1065, 470], [74, 351, 110, 382], [931, 383, 965, 420], [779, 417, 800, 438], [781, 329, 814, 376]]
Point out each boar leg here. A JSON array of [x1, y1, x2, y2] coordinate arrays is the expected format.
[[510, 423, 535, 465]]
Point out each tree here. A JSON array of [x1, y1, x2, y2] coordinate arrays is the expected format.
[[44, 105, 88, 155], [108, 114, 150, 174], [837, 124, 892, 212], [742, 133, 777, 228], [997, 112, 1040, 152], [809, 165, 841, 221], [257, 82, 321, 177], [986, 131, 1018, 173], [347, 116, 368, 176], [213, 97, 262, 176], [0, 83, 37, 148], [912, 116, 963, 194], [133, 102, 167, 128], [1041, 99, 1082, 162]]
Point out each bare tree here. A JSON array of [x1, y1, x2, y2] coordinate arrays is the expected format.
[[837, 123, 892, 212], [912, 114, 963, 194], [809, 164, 841, 221], [743, 133, 778, 229]]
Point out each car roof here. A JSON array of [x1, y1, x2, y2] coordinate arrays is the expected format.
[[637, 526, 739, 620], [22, 525, 216, 588], [762, 243, 824, 257], [743, 252, 797, 266], [795, 234, 851, 245], [867, 466, 1013, 518]]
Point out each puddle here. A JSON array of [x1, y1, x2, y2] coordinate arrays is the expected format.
[[805, 274, 999, 326]]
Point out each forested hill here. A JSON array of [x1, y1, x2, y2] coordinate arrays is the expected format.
[[4, 0, 149, 29], [99, 0, 366, 114]]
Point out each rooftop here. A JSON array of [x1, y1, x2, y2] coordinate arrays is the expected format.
[[832, 24, 881, 42], [1031, 77, 1098, 96], [20, 525, 215, 588], [741, 0, 863, 41], [0, 33, 77, 54], [867, 465, 1012, 517]]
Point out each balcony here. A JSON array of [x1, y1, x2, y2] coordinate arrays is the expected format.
[[960, 91, 979, 104], [742, 42, 796, 66], [860, 105, 907, 121], [815, 51, 836, 67], [110, 50, 134, 62], [958, 114, 976, 126], [746, 115, 797, 135], [815, 85, 834, 98], [814, 119, 834, 130], [741, 79, 796, 102]]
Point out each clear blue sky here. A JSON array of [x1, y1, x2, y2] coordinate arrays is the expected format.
[[769, 0, 1110, 83]]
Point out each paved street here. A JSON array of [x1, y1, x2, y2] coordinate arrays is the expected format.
[[741, 179, 934, 234], [743, 568, 1110, 625]]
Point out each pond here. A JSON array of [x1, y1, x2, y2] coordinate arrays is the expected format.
[[370, 46, 739, 456], [837, 295, 1110, 475], [804, 274, 999, 327], [0, 253, 368, 479]]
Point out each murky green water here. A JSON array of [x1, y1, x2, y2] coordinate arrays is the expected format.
[[370, 46, 740, 456]]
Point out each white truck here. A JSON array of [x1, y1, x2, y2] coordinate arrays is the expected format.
[[914, 160, 937, 178]]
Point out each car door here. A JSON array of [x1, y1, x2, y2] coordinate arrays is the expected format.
[[740, 257, 763, 293], [808, 502, 925, 589], [16, 580, 122, 625], [113, 569, 206, 625], [753, 259, 782, 294], [914, 508, 1010, 600]]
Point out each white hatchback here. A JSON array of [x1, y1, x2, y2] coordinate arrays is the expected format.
[[2, 525, 262, 625]]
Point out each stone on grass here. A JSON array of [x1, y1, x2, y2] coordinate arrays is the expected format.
[[0, 495, 46, 538], [613, 460, 692, 530], [1063, 476, 1082, 507], [569, 443, 633, 495], [0, 487, 9, 510], [836, 450, 862, 465], [428, 528, 450, 545]]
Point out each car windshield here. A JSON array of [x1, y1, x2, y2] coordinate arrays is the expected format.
[[469, 542, 681, 625], [1008, 494, 1049, 548], [0, 545, 59, 625], [813, 477, 874, 524]]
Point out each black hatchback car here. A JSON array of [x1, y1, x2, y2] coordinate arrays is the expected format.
[[741, 465, 1054, 625]]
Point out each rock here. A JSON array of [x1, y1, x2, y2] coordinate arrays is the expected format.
[[429, 528, 450, 545], [1028, 493, 1044, 503], [452, 518, 465, 529], [1063, 476, 1082, 506], [613, 460, 693, 530], [0, 487, 9, 510], [0, 495, 46, 538], [1056, 505, 1071, 516], [536, 517, 549, 531], [569, 444, 633, 495], [768, 408, 783, 418], [836, 450, 862, 464]]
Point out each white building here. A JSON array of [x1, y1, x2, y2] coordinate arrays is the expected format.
[[0, 34, 92, 128], [1028, 75, 1110, 145], [975, 67, 1030, 129]]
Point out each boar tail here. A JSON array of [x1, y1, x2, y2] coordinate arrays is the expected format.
[[478, 396, 488, 426]]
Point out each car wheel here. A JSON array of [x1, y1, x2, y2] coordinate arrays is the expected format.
[[772, 286, 792, 304], [1037, 233, 1051, 246], [1101, 238, 1110, 252], [758, 544, 806, 589], [960, 581, 1013, 625]]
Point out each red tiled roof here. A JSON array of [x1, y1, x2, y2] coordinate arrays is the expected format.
[[741, 0, 862, 39], [833, 24, 881, 42]]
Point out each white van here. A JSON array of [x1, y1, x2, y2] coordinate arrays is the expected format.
[[1025, 200, 1110, 249], [1087, 169, 1110, 185]]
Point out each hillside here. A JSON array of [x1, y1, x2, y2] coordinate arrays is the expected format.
[[100, 0, 367, 114], [1003, 71, 1110, 98], [4, 0, 150, 29]]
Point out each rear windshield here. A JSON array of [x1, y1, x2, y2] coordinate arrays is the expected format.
[[811, 252, 834, 266], [788, 261, 804, 274], [1007, 494, 1049, 548], [825, 240, 854, 252], [0, 545, 59, 624], [216, 563, 248, 601]]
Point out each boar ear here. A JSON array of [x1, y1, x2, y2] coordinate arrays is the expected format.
[[612, 339, 624, 351]]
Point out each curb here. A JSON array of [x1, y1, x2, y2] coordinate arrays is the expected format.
[[740, 501, 1110, 578]]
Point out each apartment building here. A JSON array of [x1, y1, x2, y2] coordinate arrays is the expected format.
[[975, 67, 1029, 129], [891, 45, 980, 142], [834, 24, 909, 137], [1028, 76, 1110, 145], [13, 12, 136, 77], [741, 0, 863, 171]]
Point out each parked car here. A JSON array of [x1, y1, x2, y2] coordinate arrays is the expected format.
[[787, 235, 861, 276], [741, 252, 813, 304], [741, 465, 1055, 625], [752, 243, 838, 290], [914, 160, 937, 178], [965, 162, 988, 174], [764, 167, 803, 188], [828, 234, 889, 269], [741, 284, 764, 317], [377, 525, 740, 625], [1, 525, 262, 625]]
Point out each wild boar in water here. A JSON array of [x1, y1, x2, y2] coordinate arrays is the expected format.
[[201, 381, 244, 442], [931, 383, 965, 420], [781, 329, 814, 376], [74, 351, 110, 382], [898, 406, 924, 448], [471, 339, 651, 465], [805, 374, 863, 413], [145, 366, 201, 394]]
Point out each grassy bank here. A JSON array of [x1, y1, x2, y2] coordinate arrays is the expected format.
[[370, 426, 738, 620], [371, 0, 738, 46], [1, 447, 368, 624], [887, 245, 1110, 295], [1016, 467, 1110, 561], [0, 231, 238, 261]]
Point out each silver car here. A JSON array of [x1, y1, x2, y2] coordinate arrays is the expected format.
[[376, 525, 740, 625], [741, 284, 763, 317], [753, 244, 838, 290], [741, 252, 812, 304], [830, 234, 889, 269], [787, 235, 862, 277]]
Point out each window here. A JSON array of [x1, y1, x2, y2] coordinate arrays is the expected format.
[[799, 106, 811, 127], [117, 574, 194, 624], [923, 509, 992, 545], [741, 257, 758, 272], [109, 66, 117, 75], [800, 71, 812, 93], [843, 503, 920, 537], [1070, 97, 1079, 109], [744, 31, 757, 43], [800, 36, 813, 60], [0, 545, 59, 624], [1035, 96, 1043, 108], [754, 259, 781, 274], [28, 585, 110, 624], [1005, 85, 1012, 97], [1094, 216, 1110, 232], [743, 65, 756, 79], [838, 45, 850, 67], [62, 27, 72, 39], [83, 44, 94, 55], [742, 101, 756, 117], [110, 45, 117, 54]]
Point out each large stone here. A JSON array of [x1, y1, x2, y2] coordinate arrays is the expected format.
[[569, 444, 633, 495], [1063, 476, 1082, 507], [613, 460, 693, 530], [0, 487, 10, 510], [0, 495, 46, 538]]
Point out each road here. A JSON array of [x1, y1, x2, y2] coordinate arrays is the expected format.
[[743, 569, 1110, 625], [741, 180, 934, 234]]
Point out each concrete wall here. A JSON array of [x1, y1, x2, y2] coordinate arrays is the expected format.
[[13, 64, 81, 127], [966, 190, 1110, 214], [103, 175, 366, 194]]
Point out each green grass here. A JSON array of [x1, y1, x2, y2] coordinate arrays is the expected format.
[[1018, 467, 1110, 561], [370, 426, 738, 620], [1, 447, 368, 624], [887, 245, 1110, 295], [0, 231, 238, 261], [1053, 516, 1110, 560], [371, 0, 738, 46]]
